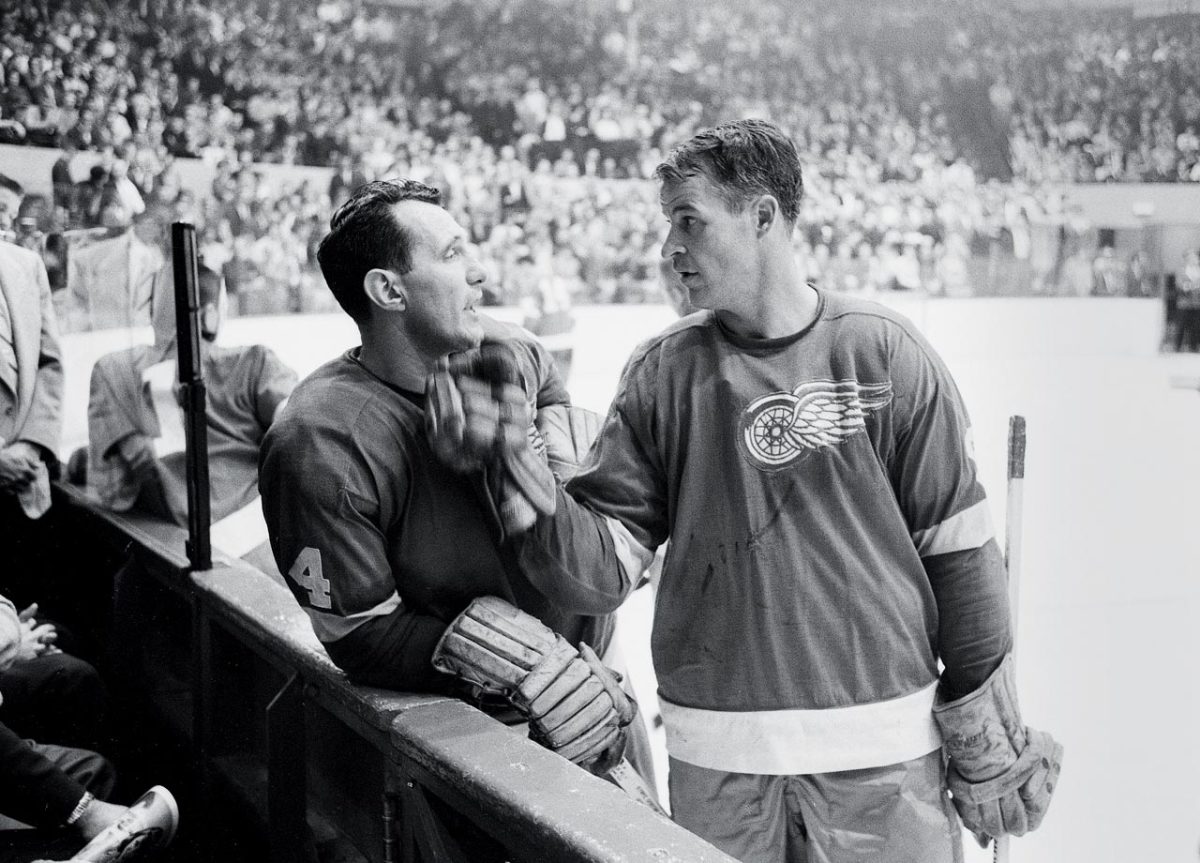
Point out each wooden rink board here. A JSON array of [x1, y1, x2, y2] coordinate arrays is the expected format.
[[57, 296, 1200, 862]]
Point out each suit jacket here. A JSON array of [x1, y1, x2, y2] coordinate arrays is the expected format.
[[64, 230, 159, 332], [0, 241, 63, 460]]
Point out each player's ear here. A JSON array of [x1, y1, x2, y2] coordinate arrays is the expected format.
[[753, 195, 780, 236], [364, 268, 407, 313]]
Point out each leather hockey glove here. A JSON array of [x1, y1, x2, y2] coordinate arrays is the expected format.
[[933, 654, 1063, 846], [425, 344, 556, 535], [534, 404, 602, 482], [431, 597, 636, 774]]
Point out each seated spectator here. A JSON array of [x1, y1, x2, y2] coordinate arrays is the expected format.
[[0, 594, 122, 860], [0, 600, 107, 753], [86, 264, 297, 571]]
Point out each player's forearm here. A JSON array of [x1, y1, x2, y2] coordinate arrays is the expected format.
[[323, 608, 457, 694], [511, 485, 643, 616], [925, 538, 1013, 700]]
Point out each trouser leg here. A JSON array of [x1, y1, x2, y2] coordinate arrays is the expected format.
[[668, 756, 793, 862], [790, 749, 962, 863], [0, 654, 108, 750]]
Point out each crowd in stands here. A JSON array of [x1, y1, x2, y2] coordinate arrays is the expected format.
[[1, 0, 1198, 314]]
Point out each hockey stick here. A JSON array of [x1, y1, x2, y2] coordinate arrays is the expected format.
[[994, 415, 1026, 863]]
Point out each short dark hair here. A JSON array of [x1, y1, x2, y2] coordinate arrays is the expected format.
[[316, 179, 442, 323], [655, 119, 803, 224], [0, 173, 24, 198]]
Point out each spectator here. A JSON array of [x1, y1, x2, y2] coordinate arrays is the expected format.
[[1, 595, 123, 861], [0, 174, 62, 597], [1175, 250, 1200, 351], [49, 140, 76, 217], [87, 263, 296, 569]]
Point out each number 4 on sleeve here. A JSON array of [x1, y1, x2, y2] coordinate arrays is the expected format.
[[288, 547, 333, 609]]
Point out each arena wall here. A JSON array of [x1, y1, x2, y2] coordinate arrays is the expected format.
[[1059, 181, 1200, 228]]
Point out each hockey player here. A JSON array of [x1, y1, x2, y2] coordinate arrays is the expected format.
[[426, 120, 1062, 862], [256, 180, 652, 809]]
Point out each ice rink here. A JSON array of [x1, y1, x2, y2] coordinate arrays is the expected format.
[[58, 295, 1200, 862]]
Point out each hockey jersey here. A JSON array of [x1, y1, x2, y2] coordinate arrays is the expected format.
[[259, 318, 615, 692], [561, 288, 1012, 774]]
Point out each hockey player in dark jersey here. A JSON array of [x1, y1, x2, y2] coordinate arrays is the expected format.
[[426, 120, 1063, 862], [257, 181, 653, 811]]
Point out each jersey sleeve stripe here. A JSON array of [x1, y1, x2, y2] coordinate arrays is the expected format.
[[911, 498, 995, 557], [604, 515, 654, 588], [303, 592, 403, 643]]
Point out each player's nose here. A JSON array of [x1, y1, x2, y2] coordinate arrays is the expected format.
[[661, 229, 684, 260], [465, 254, 487, 286]]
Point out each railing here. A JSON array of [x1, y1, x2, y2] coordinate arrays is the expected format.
[[52, 481, 735, 863]]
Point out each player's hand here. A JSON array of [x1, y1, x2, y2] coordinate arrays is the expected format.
[[456, 374, 531, 458], [426, 344, 531, 470], [426, 344, 554, 535], [518, 641, 636, 775]]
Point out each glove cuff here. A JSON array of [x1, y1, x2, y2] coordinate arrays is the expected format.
[[497, 443, 557, 535], [934, 653, 1025, 781]]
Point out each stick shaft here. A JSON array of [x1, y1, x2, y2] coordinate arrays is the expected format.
[[994, 415, 1027, 863], [607, 759, 667, 817]]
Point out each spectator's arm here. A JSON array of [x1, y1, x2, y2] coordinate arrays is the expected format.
[[87, 356, 157, 511], [14, 252, 63, 463], [249, 346, 298, 429]]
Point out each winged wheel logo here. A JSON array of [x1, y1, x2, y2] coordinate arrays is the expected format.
[[737, 379, 893, 470]]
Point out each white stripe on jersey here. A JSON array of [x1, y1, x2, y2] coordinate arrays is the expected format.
[[305, 592, 403, 642], [911, 498, 995, 557], [604, 515, 654, 589], [661, 681, 942, 775]]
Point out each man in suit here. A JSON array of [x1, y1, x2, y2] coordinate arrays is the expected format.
[[0, 173, 64, 605]]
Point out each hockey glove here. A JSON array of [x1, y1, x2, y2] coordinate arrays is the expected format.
[[933, 654, 1063, 845], [425, 344, 556, 536], [431, 596, 636, 774]]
